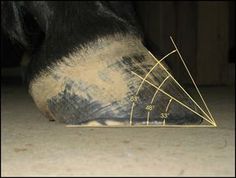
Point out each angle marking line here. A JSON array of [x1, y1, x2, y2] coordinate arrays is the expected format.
[[150, 76, 170, 104], [147, 51, 216, 125], [135, 50, 176, 95], [170, 36, 216, 125], [129, 102, 135, 125], [130, 50, 176, 126], [150, 90, 159, 104], [66, 124, 217, 128], [165, 98, 172, 112], [132, 71, 214, 125], [148, 50, 214, 123], [131, 71, 215, 125], [146, 112, 151, 125], [146, 75, 170, 125]]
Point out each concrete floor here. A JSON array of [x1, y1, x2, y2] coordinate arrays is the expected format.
[[1, 81, 235, 177]]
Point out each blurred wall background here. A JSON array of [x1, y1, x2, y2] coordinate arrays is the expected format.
[[135, 1, 235, 85]]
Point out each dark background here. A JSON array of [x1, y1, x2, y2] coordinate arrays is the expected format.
[[1, 1, 235, 86], [135, 1, 235, 85]]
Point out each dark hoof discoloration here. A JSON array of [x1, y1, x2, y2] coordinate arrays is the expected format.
[[29, 35, 204, 126]]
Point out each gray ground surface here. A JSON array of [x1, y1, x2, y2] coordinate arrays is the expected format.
[[1, 83, 235, 177]]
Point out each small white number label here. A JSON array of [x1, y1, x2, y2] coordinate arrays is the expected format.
[[145, 105, 155, 111], [160, 112, 169, 119], [130, 96, 139, 103]]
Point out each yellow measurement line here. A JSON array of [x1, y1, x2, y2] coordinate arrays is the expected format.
[[147, 51, 216, 126], [129, 102, 135, 125], [146, 112, 151, 125], [129, 50, 177, 125], [163, 119, 166, 125], [66, 124, 217, 128], [151, 76, 170, 103], [131, 71, 215, 126], [146, 75, 170, 125], [163, 98, 173, 126], [165, 99, 172, 112], [135, 50, 176, 95], [150, 90, 159, 105], [170, 36, 216, 125], [146, 91, 157, 125]]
